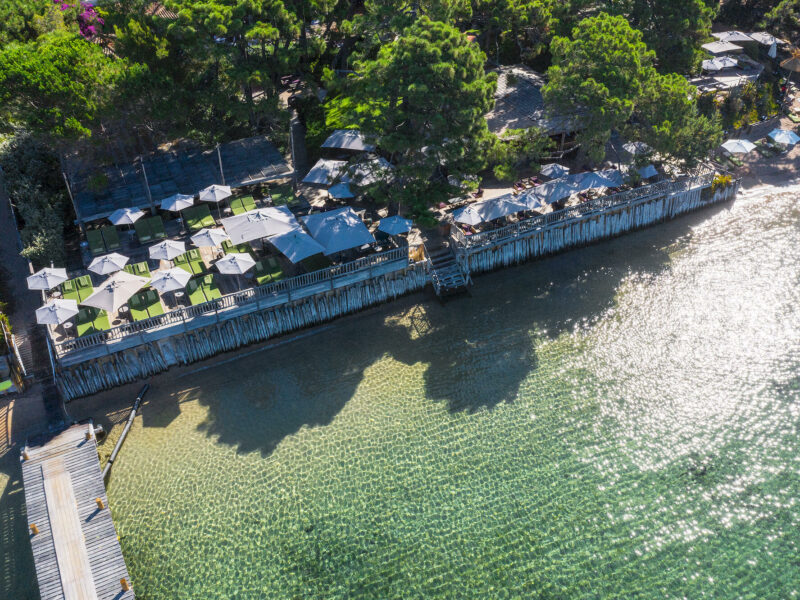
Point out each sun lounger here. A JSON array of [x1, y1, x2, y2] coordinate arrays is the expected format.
[[269, 185, 294, 206], [201, 274, 222, 300], [788, 113, 800, 124], [145, 290, 165, 316], [149, 216, 167, 240], [128, 292, 151, 321], [134, 219, 153, 244], [253, 261, 272, 286], [75, 307, 109, 336], [187, 249, 205, 274], [75, 276, 93, 301], [230, 198, 247, 215], [183, 205, 215, 231], [221, 240, 253, 256], [265, 256, 284, 281], [100, 226, 121, 251], [124, 261, 152, 278], [174, 252, 192, 274], [186, 278, 208, 305], [86, 229, 106, 255], [60, 279, 80, 302]]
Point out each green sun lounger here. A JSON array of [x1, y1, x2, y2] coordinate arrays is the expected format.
[[186, 278, 208, 305], [149, 216, 167, 240], [265, 256, 284, 281], [124, 261, 152, 278], [788, 113, 800, 124], [100, 226, 121, 251], [134, 219, 153, 244], [86, 229, 106, 255], [187, 249, 205, 274], [184, 205, 215, 231], [128, 291, 151, 321], [300, 254, 331, 272], [221, 240, 253, 256], [145, 290, 165, 316], [201, 274, 222, 300], [174, 252, 191, 274], [253, 261, 272, 286], [268, 184, 294, 206], [60, 279, 80, 302], [75, 307, 110, 336]]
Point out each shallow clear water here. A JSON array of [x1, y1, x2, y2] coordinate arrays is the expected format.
[[6, 188, 800, 599]]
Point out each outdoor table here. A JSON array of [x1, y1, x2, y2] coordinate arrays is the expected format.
[[51, 290, 62, 298]]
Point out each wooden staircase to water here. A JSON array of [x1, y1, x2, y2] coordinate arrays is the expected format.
[[425, 244, 470, 298]]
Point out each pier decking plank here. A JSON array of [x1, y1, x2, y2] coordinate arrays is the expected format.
[[22, 424, 134, 600]]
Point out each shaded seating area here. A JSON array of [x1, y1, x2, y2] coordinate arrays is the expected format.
[[128, 289, 165, 321], [230, 195, 257, 215], [174, 250, 206, 275], [186, 274, 222, 305], [123, 261, 152, 278], [75, 306, 110, 337], [222, 240, 255, 256], [300, 254, 332, 272], [183, 204, 216, 231], [134, 215, 167, 244], [253, 257, 285, 285], [101, 225, 121, 251], [60, 276, 93, 302], [86, 229, 106, 256]]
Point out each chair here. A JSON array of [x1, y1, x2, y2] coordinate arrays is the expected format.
[[174, 252, 192, 274], [242, 196, 256, 211], [145, 290, 165, 317], [61, 279, 80, 302], [86, 229, 106, 255], [100, 226, 121, 251], [124, 261, 152, 278], [266, 256, 284, 281], [75, 307, 99, 337]]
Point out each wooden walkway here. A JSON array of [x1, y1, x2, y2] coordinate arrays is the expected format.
[[21, 424, 134, 600]]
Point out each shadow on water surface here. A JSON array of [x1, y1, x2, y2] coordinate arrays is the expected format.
[[78, 204, 730, 459]]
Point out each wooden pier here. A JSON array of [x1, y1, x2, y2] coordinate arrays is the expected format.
[[21, 424, 134, 600]]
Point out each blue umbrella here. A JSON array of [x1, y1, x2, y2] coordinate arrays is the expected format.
[[378, 216, 413, 235]]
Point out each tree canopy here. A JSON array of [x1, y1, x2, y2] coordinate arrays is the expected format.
[[328, 16, 497, 219]]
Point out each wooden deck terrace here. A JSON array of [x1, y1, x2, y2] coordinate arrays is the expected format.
[[21, 424, 134, 600]]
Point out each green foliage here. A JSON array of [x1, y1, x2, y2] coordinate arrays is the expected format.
[[0, 0, 50, 44], [544, 13, 722, 167], [763, 0, 800, 38], [608, 0, 713, 74], [328, 17, 497, 216], [0, 133, 68, 267], [0, 31, 129, 138], [489, 127, 554, 181], [711, 173, 733, 192]]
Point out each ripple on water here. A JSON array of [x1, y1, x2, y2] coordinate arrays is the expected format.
[[98, 191, 800, 599]]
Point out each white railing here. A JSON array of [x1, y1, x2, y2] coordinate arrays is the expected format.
[[53, 247, 412, 357], [451, 173, 715, 250]]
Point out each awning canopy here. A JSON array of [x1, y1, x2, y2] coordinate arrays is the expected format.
[[302, 159, 348, 186], [702, 41, 744, 55], [301, 207, 375, 255], [377, 215, 413, 235], [702, 56, 739, 71], [221, 206, 301, 244], [321, 129, 376, 152], [268, 229, 326, 263], [328, 183, 355, 199], [712, 31, 754, 44], [540, 163, 569, 178], [341, 157, 394, 187]]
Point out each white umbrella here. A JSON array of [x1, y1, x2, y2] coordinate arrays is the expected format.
[[108, 207, 145, 226], [81, 271, 149, 313], [191, 227, 230, 248], [378, 216, 413, 235], [88, 252, 129, 275], [768, 129, 800, 146], [721, 139, 756, 154], [27, 267, 67, 291], [540, 164, 570, 178], [36, 299, 79, 325], [215, 252, 256, 275], [472, 195, 528, 222], [702, 56, 738, 71], [301, 207, 376, 255], [221, 206, 300, 245], [268, 229, 326, 263], [149, 268, 192, 293], [198, 184, 232, 204], [637, 164, 659, 179], [148, 239, 186, 261], [519, 191, 545, 210], [623, 141, 652, 156], [453, 205, 483, 225], [160, 193, 194, 212]]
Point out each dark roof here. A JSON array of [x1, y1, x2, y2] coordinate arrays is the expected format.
[[70, 136, 292, 222], [485, 65, 579, 135]]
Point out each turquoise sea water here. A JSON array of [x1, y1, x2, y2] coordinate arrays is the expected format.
[[4, 188, 800, 598]]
